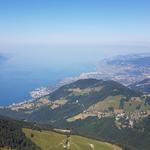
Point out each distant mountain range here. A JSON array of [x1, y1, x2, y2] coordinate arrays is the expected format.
[[105, 53, 150, 67]]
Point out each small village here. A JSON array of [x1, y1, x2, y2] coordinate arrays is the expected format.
[[30, 87, 52, 99], [69, 108, 150, 129]]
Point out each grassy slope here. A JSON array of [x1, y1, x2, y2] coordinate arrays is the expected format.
[[23, 128, 122, 150], [88, 95, 122, 111], [67, 95, 150, 122], [0, 148, 11, 150], [124, 99, 150, 112], [88, 95, 150, 112]]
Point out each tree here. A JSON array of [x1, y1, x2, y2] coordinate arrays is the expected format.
[[108, 107, 114, 113], [31, 133, 34, 138]]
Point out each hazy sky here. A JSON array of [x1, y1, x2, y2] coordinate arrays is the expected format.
[[0, 0, 150, 104], [0, 0, 150, 49]]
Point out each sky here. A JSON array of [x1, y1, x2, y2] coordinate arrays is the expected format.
[[0, 0, 150, 48], [0, 0, 150, 105]]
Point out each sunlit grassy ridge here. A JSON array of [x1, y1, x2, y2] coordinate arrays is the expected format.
[[23, 128, 122, 150], [88, 95, 149, 112], [88, 95, 122, 111], [0, 147, 11, 150]]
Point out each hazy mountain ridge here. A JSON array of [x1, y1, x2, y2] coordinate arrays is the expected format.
[[129, 78, 150, 94], [105, 53, 150, 66], [60, 53, 150, 86]]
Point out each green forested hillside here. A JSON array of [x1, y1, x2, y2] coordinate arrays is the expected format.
[[0, 116, 123, 150], [23, 128, 122, 150], [0, 116, 40, 150], [60, 116, 150, 150], [0, 79, 142, 123]]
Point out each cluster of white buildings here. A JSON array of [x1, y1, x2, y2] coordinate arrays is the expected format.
[[30, 87, 51, 99]]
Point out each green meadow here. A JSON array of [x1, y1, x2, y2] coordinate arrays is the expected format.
[[23, 128, 122, 150]]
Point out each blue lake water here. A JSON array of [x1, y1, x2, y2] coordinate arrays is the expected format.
[[0, 65, 94, 106]]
